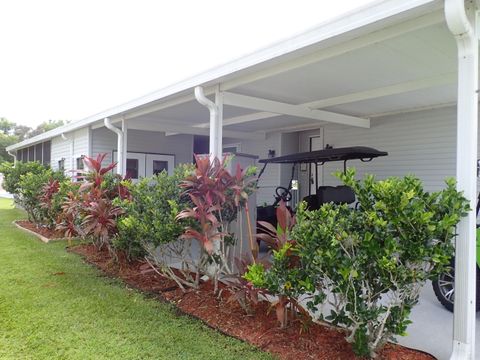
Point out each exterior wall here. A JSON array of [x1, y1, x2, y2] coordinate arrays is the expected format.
[[126, 130, 194, 165], [50, 128, 90, 173], [321, 107, 459, 192], [225, 133, 283, 206], [92, 127, 195, 168], [51, 135, 72, 171]]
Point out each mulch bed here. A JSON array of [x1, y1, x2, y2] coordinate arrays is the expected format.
[[68, 243, 435, 360], [15, 220, 65, 239]]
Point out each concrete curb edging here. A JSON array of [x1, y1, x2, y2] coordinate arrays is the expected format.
[[12, 220, 72, 243]]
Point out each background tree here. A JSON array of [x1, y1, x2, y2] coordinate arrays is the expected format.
[[0, 118, 16, 135], [29, 119, 66, 138]]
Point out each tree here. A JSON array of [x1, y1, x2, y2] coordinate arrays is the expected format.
[[0, 133, 18, 163], [13, 125, 32, 141], [29, 119, 66, 138], [0, 118, 16, 135]]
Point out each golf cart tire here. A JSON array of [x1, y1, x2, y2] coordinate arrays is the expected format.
[[432, 258, 480, 312]]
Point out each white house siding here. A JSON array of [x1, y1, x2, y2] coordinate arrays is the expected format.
[[321, 107, 460, 192], [126, 130, 194, 165], [225, 133, 283, 206], [51, 135, 72, 172], [92, 127, 116, 166], [72, 127, 90, 160], [92, 127, 195, 168]]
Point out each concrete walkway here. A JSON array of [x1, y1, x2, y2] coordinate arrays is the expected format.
[[398, 281, 480, 360], [0, 174, 13, 199]]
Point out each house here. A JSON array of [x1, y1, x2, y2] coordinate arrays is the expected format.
[[6, 0, 479, 358]]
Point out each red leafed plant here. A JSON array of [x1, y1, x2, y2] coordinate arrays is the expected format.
[[254, 200, 301, 328], [176, 155, 257, 293], [56, 153, 127, 250]]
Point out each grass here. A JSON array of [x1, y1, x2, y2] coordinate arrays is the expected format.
[[0, 198, 273, 360]]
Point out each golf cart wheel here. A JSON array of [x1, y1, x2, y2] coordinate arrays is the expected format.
[[432, 258, 480, 312]]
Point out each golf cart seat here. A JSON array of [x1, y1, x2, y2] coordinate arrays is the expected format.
[[317, 185, 355, 205], [302, 185, 355, 211]]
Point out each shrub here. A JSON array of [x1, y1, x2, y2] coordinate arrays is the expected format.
[[38, 178, 72, 229], [56, 153, 127, 250], [0, 161, 47, 195], [115, 164, 194, 261], [246, 169, 469, 358], [17, 168, 66, 223], [176, 155, 257, 293]]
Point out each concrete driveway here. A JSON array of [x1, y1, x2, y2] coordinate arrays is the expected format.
[[397, 281, 480, 359]]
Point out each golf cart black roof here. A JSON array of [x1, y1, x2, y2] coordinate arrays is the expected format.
[[258, 146, 388, 164]]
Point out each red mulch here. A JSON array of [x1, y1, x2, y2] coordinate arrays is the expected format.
[[16, 220, 64, 239], [68, 244, 436, 360]]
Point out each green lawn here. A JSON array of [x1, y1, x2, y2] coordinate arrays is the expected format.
[[0, 198, 273, 360]]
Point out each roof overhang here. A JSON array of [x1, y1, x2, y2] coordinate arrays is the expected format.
[[7, 0, 446, 151]]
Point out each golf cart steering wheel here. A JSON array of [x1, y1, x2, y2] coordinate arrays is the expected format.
[[275, 186, 292, 203]]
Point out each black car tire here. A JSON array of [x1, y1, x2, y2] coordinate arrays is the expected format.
[[432, 257, 480, 312]]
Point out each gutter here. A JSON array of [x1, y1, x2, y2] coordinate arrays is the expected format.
[[7, 151, 16, 165], [194, 86, 222, 159], [445, 1, 479, 359], [104, 118, 124, 175]]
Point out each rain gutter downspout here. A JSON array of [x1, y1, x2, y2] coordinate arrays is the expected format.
[[7, 150, 16, 165], [104, 118, 124, 175], [194, 86, 222, 160], [445, 1, 479, 359]]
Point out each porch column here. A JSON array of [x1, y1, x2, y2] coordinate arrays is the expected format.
[[195, 86, 223, 159], [446, 1, 479, 359], [121, 117, 127, 177]]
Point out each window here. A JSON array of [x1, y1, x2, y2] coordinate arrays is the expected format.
[[58, 159, 65, 171], [35, 143, 43, 163], [76, 157, 85, 180], [28, 146, 34, 161], [22, 148, 28, 162], [152, 160, 168, 175], [126, 158, 139, 179], [223, 143, 241, 154], [42, 141, 51, 166]]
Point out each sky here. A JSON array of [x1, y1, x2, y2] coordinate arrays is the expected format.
[[0, 0, 376, 128]]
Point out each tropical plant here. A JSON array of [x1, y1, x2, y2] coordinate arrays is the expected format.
[[245, 201, 308, 328], [56, 153, 126, 251], [176, 155, 257, 293], [16, 168, 66, 224]]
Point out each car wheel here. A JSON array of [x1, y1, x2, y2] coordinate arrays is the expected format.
[[432, 258, 480, 312]]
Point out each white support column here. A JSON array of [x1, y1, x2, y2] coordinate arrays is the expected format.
[[121, 117, 127, 177], [194, 86, 223, 160], [214, 86, 223, 158], [446, 1, 479, 359]]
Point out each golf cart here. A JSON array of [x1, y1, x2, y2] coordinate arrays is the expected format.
[[256, 146, 388, 228], [432, 161, 480, 312]]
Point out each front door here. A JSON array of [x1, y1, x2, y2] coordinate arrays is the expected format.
[[145, 154, 174, 176]]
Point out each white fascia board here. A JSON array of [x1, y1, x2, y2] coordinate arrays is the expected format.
[[223, 92, 370, 128], [6, 0, 439, 152]]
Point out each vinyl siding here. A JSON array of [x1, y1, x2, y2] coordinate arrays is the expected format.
[[51, 135, 72, 172], [225, 133, 283, 206], [321, 106, 459, 192], [92, 127, 195, 168]]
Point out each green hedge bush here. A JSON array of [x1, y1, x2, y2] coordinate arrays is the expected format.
[[246, 169, 469, 358], [115, 164, 194, 260], [0, 161, 47, 195]]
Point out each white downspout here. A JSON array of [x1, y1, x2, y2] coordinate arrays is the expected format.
[[446, 1, 479, 359], [7, 150, 16, 166], [104, 117, 124, 175], [194, 86, 223, 160]]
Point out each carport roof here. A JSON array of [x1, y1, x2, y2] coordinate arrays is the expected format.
[[7, 0, 451, 151]]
